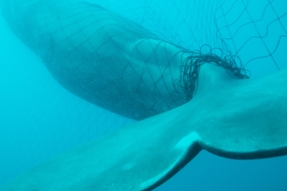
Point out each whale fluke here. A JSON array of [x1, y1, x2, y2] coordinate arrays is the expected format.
[[1, 65, 287, 191]]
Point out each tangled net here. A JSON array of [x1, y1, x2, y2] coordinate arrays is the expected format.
[[178, 45, 250, 100]]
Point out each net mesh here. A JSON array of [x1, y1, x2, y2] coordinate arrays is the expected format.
[[178, 45, 250, 100]]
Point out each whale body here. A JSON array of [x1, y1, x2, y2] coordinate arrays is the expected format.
[[1, 0, 192, 120]]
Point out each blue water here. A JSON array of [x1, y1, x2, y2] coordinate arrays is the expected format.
[[0, 0, 287, 190]]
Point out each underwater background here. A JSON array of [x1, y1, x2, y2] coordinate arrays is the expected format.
[[0, 0, 287, 190]]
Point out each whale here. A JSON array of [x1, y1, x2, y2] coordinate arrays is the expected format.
[[1, 0, 193, 121], [1, 0, 287, 190]]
